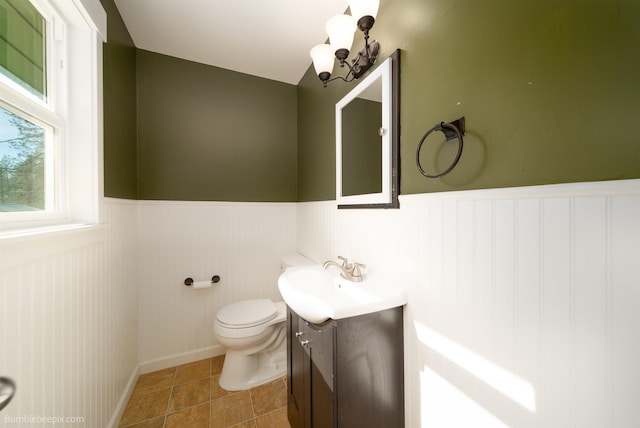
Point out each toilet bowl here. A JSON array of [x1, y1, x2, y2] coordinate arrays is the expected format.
[[214, 253, 314, 391], [214, 299, 287, 391]]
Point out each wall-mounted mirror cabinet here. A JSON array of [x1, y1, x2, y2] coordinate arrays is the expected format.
[[336, 50, 399, 209]]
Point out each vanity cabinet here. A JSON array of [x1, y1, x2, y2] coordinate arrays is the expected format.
[[286, 305, 404, 428]]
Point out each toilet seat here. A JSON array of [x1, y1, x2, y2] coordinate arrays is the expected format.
[[215, 300, 287, 340], [217, 299, 277, 328]]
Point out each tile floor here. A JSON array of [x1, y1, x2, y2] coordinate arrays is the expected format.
[[119, 356, 290, 428]]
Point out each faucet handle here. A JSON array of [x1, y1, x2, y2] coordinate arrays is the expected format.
[[337, 256, 352, 269], [351, 262, 366, 282]]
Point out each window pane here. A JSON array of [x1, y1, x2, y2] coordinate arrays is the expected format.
[[0, 106, 46, 212], [0, 0, 46, 99]]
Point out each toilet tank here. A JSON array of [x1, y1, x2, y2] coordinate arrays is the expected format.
[[280, 253, 315, 272]]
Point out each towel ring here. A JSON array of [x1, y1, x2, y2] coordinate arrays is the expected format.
[[416, 120, 464, 179]]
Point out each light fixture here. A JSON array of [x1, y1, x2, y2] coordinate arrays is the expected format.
[[310, 0, 381, 87]]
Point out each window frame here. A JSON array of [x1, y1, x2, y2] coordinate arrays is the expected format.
[[0, 0, 106, 232]]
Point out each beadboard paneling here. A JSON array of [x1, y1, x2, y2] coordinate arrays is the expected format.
[[0, 198, 139, 427], [297, 179, 640, 428], [137, 201, 297, 365]]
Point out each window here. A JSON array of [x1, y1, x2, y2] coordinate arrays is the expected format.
[[0, 105, 53, 212], [0, 0, 55, 219], [0, 0, 106, 230]]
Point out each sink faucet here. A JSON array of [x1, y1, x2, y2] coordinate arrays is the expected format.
[[322, 256, 365, 282]]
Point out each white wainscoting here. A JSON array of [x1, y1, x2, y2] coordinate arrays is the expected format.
[[0, 198, 139, 427], [297, 179, 640, 428], [3, 182, 638, 427], [136, 201, 297, 369]]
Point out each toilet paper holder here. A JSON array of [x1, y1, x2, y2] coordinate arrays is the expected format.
[[184, 275, 221, 286]]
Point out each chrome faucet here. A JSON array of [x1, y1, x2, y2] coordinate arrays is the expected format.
[[322, 256, 365, 282]]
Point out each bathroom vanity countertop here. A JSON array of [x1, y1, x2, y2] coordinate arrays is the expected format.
[[278, 266, 407, 324]]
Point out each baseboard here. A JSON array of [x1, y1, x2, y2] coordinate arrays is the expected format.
[[106, 346, 226, 427], [138, 345, 226, 374], [107, 365, 139, 428]]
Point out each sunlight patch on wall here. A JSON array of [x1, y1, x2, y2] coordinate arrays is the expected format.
[[415, 321, 536, 413], [421, 366, 510, 428]]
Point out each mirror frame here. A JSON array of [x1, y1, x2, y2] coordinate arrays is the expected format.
[[335, 50, 400, 209]]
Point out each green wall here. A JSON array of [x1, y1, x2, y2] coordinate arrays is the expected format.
[[102, 0, 298, 202], [297, 68, 350, 201], [102, 0, 640, 202], [297, 0, 640, 200], [101, 0, 137, 199], [136, 50, 297, 201]]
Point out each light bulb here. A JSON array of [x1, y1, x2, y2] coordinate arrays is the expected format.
[[326, 14, 356, 54], [310, 44, 335, 80]]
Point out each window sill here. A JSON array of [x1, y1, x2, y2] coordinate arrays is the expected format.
[[0, 223, 107, 269]]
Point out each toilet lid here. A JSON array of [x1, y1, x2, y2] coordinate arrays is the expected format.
[[216, 299, 278, 328]]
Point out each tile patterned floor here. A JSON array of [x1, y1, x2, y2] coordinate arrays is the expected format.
[[119, 356, 290, 428]]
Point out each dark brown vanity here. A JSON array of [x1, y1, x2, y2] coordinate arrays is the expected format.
[[286, 305, 404, 428]]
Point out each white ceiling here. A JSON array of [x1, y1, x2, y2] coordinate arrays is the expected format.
[[113, 0, 349, 85]]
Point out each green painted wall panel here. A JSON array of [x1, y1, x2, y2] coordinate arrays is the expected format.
[[136, 50, 297, 202], [297, 68, 343, 201], [101, 0, 137, 199], [297, 0, 640, 200]]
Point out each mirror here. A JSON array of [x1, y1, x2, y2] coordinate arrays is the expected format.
[[335, 50, 399, 208]]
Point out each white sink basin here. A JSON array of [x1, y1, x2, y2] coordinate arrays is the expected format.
[[278, 266, 407, 324]]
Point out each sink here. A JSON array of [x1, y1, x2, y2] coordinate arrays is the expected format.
[[277, 266, 407, 324]]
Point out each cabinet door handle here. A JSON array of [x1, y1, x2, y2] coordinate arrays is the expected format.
[[295, 331, 304, 337], [300, 340, 309, 346]]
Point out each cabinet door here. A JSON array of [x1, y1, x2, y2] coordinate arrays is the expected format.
[[287, 309, 307, 428], [306, 320, 336, 428], [310, 361, 334, 428], [335, 307, 404, 428]]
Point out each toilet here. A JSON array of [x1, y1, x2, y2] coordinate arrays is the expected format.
[[214, 253, 314, 391]]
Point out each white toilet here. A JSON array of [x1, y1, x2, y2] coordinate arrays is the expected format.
[[214, 253, 314, 391]]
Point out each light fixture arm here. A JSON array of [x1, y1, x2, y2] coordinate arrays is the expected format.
[[325, 39, 379, 86]]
